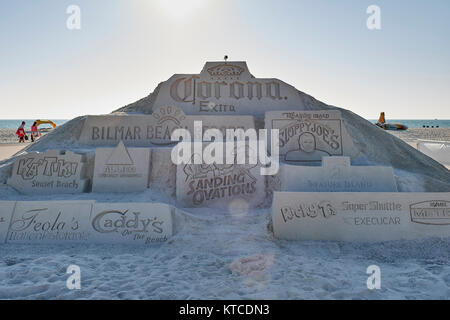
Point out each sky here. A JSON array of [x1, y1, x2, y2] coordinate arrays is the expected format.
[[0, 0, 449, 120]]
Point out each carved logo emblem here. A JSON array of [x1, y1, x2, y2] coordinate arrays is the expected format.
[[149, 106, 187, 145], [105, 141, 134, 165], [410, 200, 450, 225], [152, 106, 186, 126], [207, 64, 245, 77]]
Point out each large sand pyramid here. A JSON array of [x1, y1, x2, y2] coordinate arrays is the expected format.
[[1, 61, 449, 192]]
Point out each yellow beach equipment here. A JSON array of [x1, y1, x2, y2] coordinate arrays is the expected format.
[[35, 120, 57, 128]]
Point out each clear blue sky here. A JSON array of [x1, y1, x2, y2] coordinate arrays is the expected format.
[[1, 0, 449, 119]]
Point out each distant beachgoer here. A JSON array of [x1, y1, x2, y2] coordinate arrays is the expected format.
[[30, 121, 40, 142], [16, 121, 27, 143]]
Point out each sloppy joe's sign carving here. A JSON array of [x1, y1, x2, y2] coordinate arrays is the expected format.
[[265, 110, 357, 162]]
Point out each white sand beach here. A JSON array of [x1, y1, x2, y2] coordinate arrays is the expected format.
[[0, 129, 46, 160], [387, 129, 450, 169], [388, 128, 450, 146], [0, 144, 27, 161], [0, 128, 31, 161]]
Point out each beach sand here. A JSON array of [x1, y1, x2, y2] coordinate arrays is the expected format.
[[386, 128, 450, 169], [388, 128, 450, 144], [0, 144, 27, 161], [0, 129, 42, 160]]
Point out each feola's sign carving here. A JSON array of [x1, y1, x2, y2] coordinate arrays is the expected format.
[[150, 62, 308, 116], [0, 202, 15, 244], [7, 201, 93, 243]]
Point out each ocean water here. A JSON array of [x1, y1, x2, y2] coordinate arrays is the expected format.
[[367, 120, 450, 128], [0, 119, 68, 129], [0, 119, 449, 129]]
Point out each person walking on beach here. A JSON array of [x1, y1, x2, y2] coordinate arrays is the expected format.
[[16, 121, 27, 143], [30, 121, 40, 142]]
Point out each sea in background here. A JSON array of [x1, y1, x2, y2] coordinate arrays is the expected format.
[[0, 119, 68, 129], [367, 119, 450, 128], [0, 119, 449, 129]]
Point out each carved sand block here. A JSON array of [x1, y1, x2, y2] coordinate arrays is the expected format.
[[281, 157, 398, 192], [92, 141, 151, 193], [145, 105, 190, 146], [90, 202, 173, 244], [78, 106, 255, 147], [149, 147, 177, 199], [151, 61, 308, 116], [0, 201, 16, 244], [151, 106, 256, 143], [78, 114, 155, 147], [184, 116, 255, 141], [265, 110, 358, 163], [7, 201, 94, 244], [7, 150, 89, 194], [272, 192, 450, 241], [176, 142, 266, 209]]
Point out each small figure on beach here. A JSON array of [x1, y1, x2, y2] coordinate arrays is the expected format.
[[15, 121, 27, 143], [30, 121, 40, 142]]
